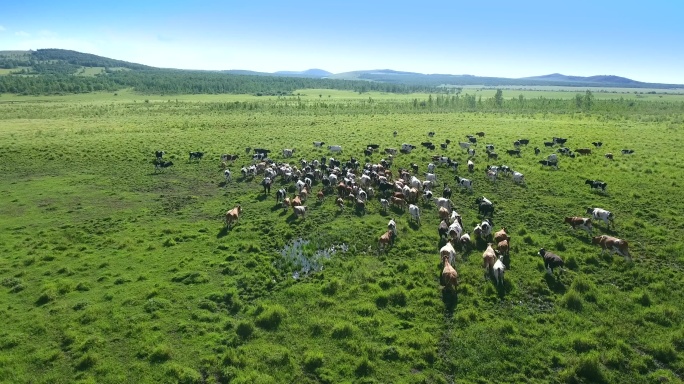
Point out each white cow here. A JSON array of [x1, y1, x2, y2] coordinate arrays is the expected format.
[[427, 163, 436, 173], [313, 141, 325, 147], [434, 197, 453, 211], [425, 173, 436, 184], [492, 255, 505, 286], [328, 145, 342, 153], [586, 207, 614, 227], [224, 169, 232, 182], [512, 171, 525, 184], [459, 142, 471, 150], [440, 241, 457, 266], [409, 176, 422, 190], [283, 148, 295, 158], [548, 153, 558, 162], [448, 221, 463, 240], [408, 204, 421, 224], [388, 218, 397, 236], [379, 198, 389, 212]]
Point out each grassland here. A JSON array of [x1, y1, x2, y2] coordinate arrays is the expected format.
[[0, 93, 683, 383]]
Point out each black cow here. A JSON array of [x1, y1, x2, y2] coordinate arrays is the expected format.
[[475, 197, 495, 217], [539, 248, 564, 274], [440, 143, 448, 149], [367, 144, 380, 150], [592, 141, 603, 148], [427, 144, 436, 150], [411, 163, 419, 173], [442, 183, 452, 199], [585, 179, 607, 192], [553, 137, 568, 145], [534, 147, 541, 155], [154, 160, 173, 172], [254, 148, 271, 155], [469, 137, 478, 144], [189, 151, 204, 160], [518, 139, 530, 146], [421, 142, 433, 148], [506, 149, 521, 156], [544, 141, 555, 147], [428, 131, 435, 137], [364, 148, 373, 156], [621, 149, 635, 155], [155, 150, 165, 160], [539, 160, 558, 168], [513, 140, 521, 148]]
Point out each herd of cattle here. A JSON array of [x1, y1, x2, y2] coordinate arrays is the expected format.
[[153, 130, 635, 291]]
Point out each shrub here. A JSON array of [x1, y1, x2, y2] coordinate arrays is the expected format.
[[149, 344, 173, 363], [75, 352, 98, 371], [331, 322, 355, 339], [561, 291, 583, 312], [236, 321, 254, 340], [321, 279, 341, 296], [303, 351, 324, 372], [165, 363, 203, 384], [355, 358, 374, 377], [572, 337, 598, 353], [255, 305, 287, 330]]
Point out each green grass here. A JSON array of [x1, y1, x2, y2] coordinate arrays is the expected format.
[[0, 94, 683, 383]]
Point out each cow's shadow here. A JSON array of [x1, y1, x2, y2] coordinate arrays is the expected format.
[[544, 273, 566, 294], [216, 226, 230, 238]]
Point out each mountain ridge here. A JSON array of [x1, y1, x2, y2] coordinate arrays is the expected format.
[[1, 49, 683, 89]]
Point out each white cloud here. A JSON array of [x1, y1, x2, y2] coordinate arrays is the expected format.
[[0, 25, 6, 32], [15, 31, 30, 37]]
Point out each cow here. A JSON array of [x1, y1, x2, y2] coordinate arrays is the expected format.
[[440, 240, 457, 266], [223, 169, 232, 182], [592, 141, 603, 148], [189, 151, 204, 160], [506, 149, 521, 156], [485, 144, 494, 152], [440, 143, 448, 150], [253, 148, 271, 155], [539, 248, 564, 274], [534, 147, 541, 155], [467, 160, 474, 173], [379, 198, 389, 212], [512, 171, 525, 184], [493, 227, 510, 243], [313, 141, 325, 147], [539, 160, 558, 169], [468, 137, 477, 144], [439, 206, 450, 221], [408, 204, 420, 224], [261, 177, 272, 194], [154, 161, 174, 172], [447, 221, 463, 241], [428, 131, 435, 137], [482, 243, 497, 280], [459, 233, 471, 251], [442, 183, 452, 199], [468, 148, 475, 157], [388, 218, 397, 236], [155, 150, 165, 160], [592, 235, 632, 260], [367, 144, 380, 150], [621, 149, 635, 155], [393, 131, 398, 137], [487, 152, 499, 160], [379, 230, 394, 251], [585, 179, 607, 192], [433, 197, 453, 211], [480, 219, 493, 238], [543, 141, 555, 147], [605, 153, 614, 160], [576, 148, 592, 155], [282, 148, 295, 158], [275, 188, 287, 202], [586, 207, 615, 228], [476, 131, 485, 137], [492, 254, 505, 286], [456, 176, 473, 191], [518, 139, 530, 146], [441, 254, 459, 290], [385, 148, 398, 155], [293, 205, 307, 219], [421, 141, 433, 148], [438, 220, 449, 240], [497, 239, 509, 258], [328, 145, 343, 153], [224, 205, 242, 227], [476, 196, 494, 217], [564, 217, 593, 235], [553, 137, 568, 145], [390, 197, 406, 210], [459, 142, 471, 150]]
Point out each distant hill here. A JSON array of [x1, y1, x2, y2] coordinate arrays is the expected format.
[[1, 48, 683, 95], [522, 73, 644, 85]]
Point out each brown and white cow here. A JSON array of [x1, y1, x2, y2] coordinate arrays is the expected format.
[[592, 235, 632, 260], [225, 205, 242, 227], [564, 217, 593, 235]]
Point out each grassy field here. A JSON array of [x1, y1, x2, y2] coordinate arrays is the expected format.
[[0, 94, 683, 383]]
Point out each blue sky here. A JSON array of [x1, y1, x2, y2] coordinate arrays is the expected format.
[[1, 1, 683, 84]]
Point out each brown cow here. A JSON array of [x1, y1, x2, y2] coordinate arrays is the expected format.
[[497, 239, 509, 257], [576, 148, 592, 155], [438, 206, 450, 221], [225, 205, 242, 227], [493, 227, 510, 243], [317, 190, 325, 202], [379, 230, 394, 251], [441, 254, 459, 290], [390, 197, 406, 209], [564, 217, 593, 235], [592, 235, 632, 260], [475, 131, 485, 137], [482, 243, 497, 280]]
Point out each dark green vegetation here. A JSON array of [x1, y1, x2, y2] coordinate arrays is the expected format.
[[0, 49, 432, 96], [1, 92, 683, 383]]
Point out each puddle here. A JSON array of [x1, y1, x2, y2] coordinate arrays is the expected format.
[[275, 238, 348, 279]]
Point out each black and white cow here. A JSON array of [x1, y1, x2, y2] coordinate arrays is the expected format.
[[585, 179, 607, 192]]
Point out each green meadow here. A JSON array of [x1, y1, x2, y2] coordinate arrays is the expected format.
[[0, 93, 683, 383]]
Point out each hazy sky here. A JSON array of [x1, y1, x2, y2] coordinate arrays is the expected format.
[[1, 1, 683, 83]]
